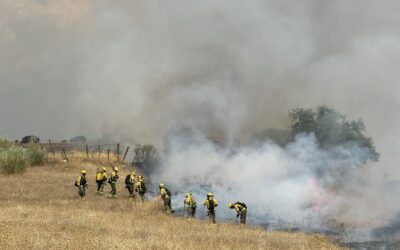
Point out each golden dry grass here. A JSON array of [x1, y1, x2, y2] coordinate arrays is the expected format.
[[48, 150, 120, 165], [0, 155, 345, 250]]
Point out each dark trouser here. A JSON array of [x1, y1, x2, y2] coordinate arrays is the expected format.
[[126, 184, 135, 198], [240, 209, 247, 224], [110, 182, 117, 196], [207, 210, 216, 224], [96, 180, 105, 192], [187, 206, 196, 218], [78, 185, 86, 198], [139, 192, 145, 201], [163, 196, 172, 212]]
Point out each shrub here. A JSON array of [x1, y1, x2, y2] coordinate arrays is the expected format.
[[0, 146, 30, 174], [27, 144, 47, 165], [0, 138, 12, 150]]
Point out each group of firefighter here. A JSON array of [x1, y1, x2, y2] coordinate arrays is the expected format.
[[75, 167, 247, 225]]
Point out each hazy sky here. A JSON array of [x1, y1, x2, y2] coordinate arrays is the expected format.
[[1, 0, 400, 176]]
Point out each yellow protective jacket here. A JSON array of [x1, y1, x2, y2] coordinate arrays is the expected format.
[[96, 172, 103, 181], [160, 188, 169, 199], [128, 175, 135, 184], [136, 181, 145, 193], [76, 175, 87, 186], [203, 198, 218, 210], [184, 195, 197, 207], [234, 203, 246, 214], [110, 171, 119, 183], [96, 171, 107, 181]]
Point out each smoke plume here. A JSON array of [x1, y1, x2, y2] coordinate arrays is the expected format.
[[157, 129, 395, 229]]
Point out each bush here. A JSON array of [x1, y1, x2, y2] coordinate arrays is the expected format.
[[0, 138, 13, 150], [27, 144, 47, 165], [0, 146, 30, 174]]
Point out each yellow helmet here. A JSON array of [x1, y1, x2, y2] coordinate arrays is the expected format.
[[138, 176, 143, 181], [207, 192, 213, 197], [102, 167, 107, 172], [81, 170, 87, 174], [186, 193, 190, 197], [131, 171, 136, 176], [159, 183, 164, 188], [114, 167, 119, 172], [228, 203, 234, 208]]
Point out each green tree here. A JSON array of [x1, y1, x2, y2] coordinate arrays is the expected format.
[[289, 105, 379, 162], [21, 135, 40, 144]]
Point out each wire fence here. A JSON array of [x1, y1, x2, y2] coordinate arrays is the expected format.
[[19, 140, 154, 169], [41, 141, 119, 153], [18, 140, 131, 163]]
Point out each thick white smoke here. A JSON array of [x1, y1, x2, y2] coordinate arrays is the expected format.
[[155, 129, 391, 229]]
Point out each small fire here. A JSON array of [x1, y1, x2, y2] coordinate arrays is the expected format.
[[308, 177, 322, 212], [308, 177, 337, 216]]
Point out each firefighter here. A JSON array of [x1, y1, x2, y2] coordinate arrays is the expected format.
[[184, 193, 197, 218], [75, 170, 87, 198], [159, 183, 172, 213], [203, 192, 218, 224], [96, 167, 108, 194], [135, 176, 146, 201], [229, 202, 247, 225], [107, 167, 119, 198], [125, 171, 136, 199]]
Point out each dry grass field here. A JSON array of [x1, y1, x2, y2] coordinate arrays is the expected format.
[[0, 155, 345, 250]]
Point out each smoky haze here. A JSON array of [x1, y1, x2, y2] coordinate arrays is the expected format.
[[2, 0, 399, 176], [1, 0, 400, 227]]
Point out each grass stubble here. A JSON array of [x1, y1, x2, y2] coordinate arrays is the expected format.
[[0, 155, 345, 250]]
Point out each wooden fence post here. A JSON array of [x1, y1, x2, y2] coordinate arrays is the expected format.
[[49, 140, 55, 161], [107, 149, 110, 163], [86, 144, 89, 159], [62, 148, 68, 162], [117, 144, 120, 162], [123, 146, 130, 162]]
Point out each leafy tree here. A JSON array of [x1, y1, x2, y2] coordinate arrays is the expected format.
[[21, 135, 40, 144], [289, 105, 379, 162]]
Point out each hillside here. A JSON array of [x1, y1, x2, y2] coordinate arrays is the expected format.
[[0, 158, 344, 250]]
